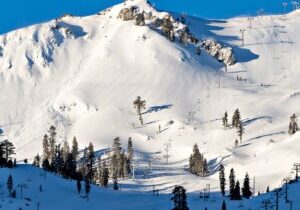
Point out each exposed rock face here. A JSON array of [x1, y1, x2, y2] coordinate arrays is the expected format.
[[117, 3, 236, 66], [201, 39, 236, 66], [118, 6, 138, 21]]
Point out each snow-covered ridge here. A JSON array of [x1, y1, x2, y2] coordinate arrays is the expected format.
[[116, 0, 236, 66]]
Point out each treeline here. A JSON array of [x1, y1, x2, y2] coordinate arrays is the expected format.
[[33, 126, 134, 196]]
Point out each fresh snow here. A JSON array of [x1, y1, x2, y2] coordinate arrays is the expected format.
[[1, 0, 300, 209]]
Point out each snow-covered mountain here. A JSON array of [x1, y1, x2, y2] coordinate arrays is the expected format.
[[1, 0, 300, 205]]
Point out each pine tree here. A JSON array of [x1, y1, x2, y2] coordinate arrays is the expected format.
[[232, 109, 241, 128], [62, 140, 70, 163], [99, 159, 109, 187], [133, 96, 146, 125], [171, 185, 189, 210], [288, 114, 298, 135], [266, 186, 270, 193], [189, 144, 208, 177], [42, 158, 50, 170], [48, 126, 57, 167], [111, 137, 123, 178], [234, 180, 241, 200], [65, 152, 77, 179], [42, 134, 50, 161], [219, 164, 226, 196], [33, 154, 41, 167], [242, 173, 252, 199], [221, 200, 226, 210], [54, 144, 64, 174], [229, 168, 236, 200], [237, 122, 245, 143], [127, 137, 134, 161], [7, 174, 13, 196], [86, 142, 95, 182], [0, 139, 15, 162], [222, 112, 228, 128], [71, 136, 79, 161]]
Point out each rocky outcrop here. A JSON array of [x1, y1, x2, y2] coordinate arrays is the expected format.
[[117, 3, 236, 66], [201, 39, 236, 66]]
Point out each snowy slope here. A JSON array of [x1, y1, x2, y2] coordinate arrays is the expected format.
[[1, 0, 300, 199], [0, 165, 299, 210]]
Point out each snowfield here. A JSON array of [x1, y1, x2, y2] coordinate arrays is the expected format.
[[1, 0, 300, 209]]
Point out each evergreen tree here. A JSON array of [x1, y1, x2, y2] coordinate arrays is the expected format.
[[33, 154, 41, 167], [237, 122, 245, 143], [111, 137, 123, 178], [242, 173, 252, 199], [189, 144, 208, 177], [42, 134, 50, 161], [53, 144, 64, 174], [221, 200, 226, 210], [1, 139, 15, 161], [229, 168, 236, 200], [133, 96, 146, 125], [232, 109, 241, 128], [219, 164, 226, 196], [71, 136, 79, 161], [65, 153, 77, 179], [222, 112, 228, 128], [288, 114, 298, 135], [171, 185, 189, 210], [266, 186, 270, 193], [48, 126, 57, 167], [127, 137, 134, 161], [99, 158, 109, 187], [42, 158, 50, 170], [7, 174, 13, 196], [62, 140, 70, 163], [234, 181, 241, 200], [86, 142, 95, 182]]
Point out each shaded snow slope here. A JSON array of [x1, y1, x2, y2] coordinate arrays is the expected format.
[[1, 0, 300, 196]]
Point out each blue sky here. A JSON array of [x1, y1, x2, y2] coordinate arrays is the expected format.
[[0, 0, 291, 34]]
